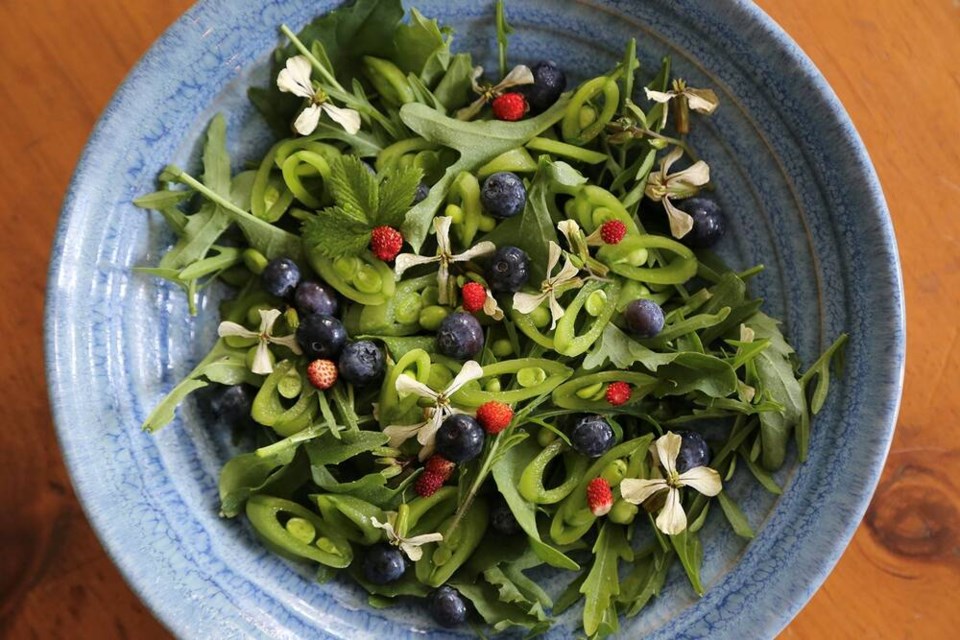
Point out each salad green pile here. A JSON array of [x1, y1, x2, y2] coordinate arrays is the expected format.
[[135, 0, 847, 637]]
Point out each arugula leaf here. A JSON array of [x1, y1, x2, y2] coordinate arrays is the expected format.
[[717, 490, 755, 539], [393, 8, 451, 83], [304, 430, 389, 466], [450, 580, 551, 635], [581, 523, 632, 637], [433, 52, 475, 111], [619, 549, 673, 617], [670, 526, 704, 595], [554, 570, 587, 615], [219, 448, 306, 518], [653, 353, 739, 399]]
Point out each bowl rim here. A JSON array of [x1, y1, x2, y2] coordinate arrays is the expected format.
[[44, 0, 905, 638]]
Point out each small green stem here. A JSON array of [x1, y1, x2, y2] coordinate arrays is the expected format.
[[280, 25, 345, 92], [495, 0, 510, 78]]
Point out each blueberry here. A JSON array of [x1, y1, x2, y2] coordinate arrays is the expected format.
[[486, 246, 530, 293], [523, 60, 567, 113], [675, 431, 711, 473], [625, 299, 665, 338], [414, 181, 430, 204], [490, 500, 522, 536], [436, 312, 484, 360], [261, 257, 301, 298], [675, 197, 726, 249], [338, 340, 385, 387], [480, 172, 526, 219], [570, 415, 615, 458], [294, 280, 339, 317], [428, 586, 469, 627], [210, 384, 254, 426], [296, 314, 348, 359], [362, 543, 406, 585], [435, 414, 485, 463]]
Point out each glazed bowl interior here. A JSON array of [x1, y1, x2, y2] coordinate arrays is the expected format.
[[45, 0, 903, 638]]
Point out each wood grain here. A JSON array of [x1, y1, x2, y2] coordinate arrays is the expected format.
[[1, 0, 957, 638]]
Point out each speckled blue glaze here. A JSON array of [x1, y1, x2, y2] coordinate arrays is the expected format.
[[45, 0, 904, 638]]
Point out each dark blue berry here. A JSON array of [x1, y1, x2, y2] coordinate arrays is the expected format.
[[675, 431, 711, 473], [436, 312, 484, 360], [570, 415, 615, 458], [625, 299, 665, 338], [362, 543, 406, 585], [435, 414, 485, 463], [428, 586, 469, 627], [338, 340, 385, 387], [524, 60, 567, 113], [486, 246, 530, 293], [294, 280, 339, 317], [210, 384, 254, 426], [414, 182, 430, 204], [675, 197, 726, 249], [490, 501, 522, 535], [261, 257, 300, 298], [481, 172, 526, 219], [296, 314, 347, 359]]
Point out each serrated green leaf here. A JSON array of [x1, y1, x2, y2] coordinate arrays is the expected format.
[[374, 165, 423, 227], [302, 206, 372, 259], [581, 523, 632, 636], [393, 8, 450, 83], [326, 155, 377, 222]]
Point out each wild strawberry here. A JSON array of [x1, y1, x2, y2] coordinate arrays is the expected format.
[[491, 93, 528, 121], [415, 470, 445, 497], [475, 401, 513, 435], [370, 226, 404, 262], [306, 359, 338, 390], [461, 282, 487, 313], [605, 381, 631, 406], [586, 477, 614, 517], [425, 455, 455, 482], [600, 220, 627, 245]]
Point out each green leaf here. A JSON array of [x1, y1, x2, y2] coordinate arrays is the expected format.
[[326, 155, 377, 222], [219, 449, 296, 518], [670, 527, 704, 595], [374, 165, 424, 227], [133, 189, 193, 213], [619, 549, 673, 617], [433, 52, 475, 111], [301, 206, 372, 259], [554, 571, 587, 615], [450, 580, 551, 635], [653, 353, 739, 399], [581, 523, 633, 636], [717, 490, 755, 539], [495, 0, 514, 77], [303, 430, 389, 466], [359, 334, 436, 359], [393, 8, 450, 83]]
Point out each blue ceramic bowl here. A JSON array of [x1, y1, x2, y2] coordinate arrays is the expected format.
[[45, 0, 904, 638]]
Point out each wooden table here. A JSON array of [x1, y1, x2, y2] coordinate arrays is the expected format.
[[1, 1, 956, 637]]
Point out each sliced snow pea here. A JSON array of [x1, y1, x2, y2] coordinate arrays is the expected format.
[[415, 498, 489, 587], [377, 348, 433, 425], [376, 137, 439, 172], [309, 250, 396, 306], [518, 439, 589, 504], [361, 56, 416, 107], [245, 495, 352, 568], [565, 184, 640, 235], [562, 76, 620, 145], [597, 234, 698, 285], [450, 358, 573, 407], [446, 171, 488, 247], [550, 436, 653, 546], [510, 309, 556, 350], [554, 280, 622, 357], [477, 147, 538, 177], [356, 274, 431, 336], [251, 142, 296, 222], [552, 371, 657, 411], [252, 361, 318, 436], [525, 137, 608, 165], [312, 493, 385, 545], [406, 486, 460, 535]]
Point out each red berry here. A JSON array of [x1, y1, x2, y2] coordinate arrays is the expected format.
[[491, 93, 529, 121], [415, 470, 445, 497], [475, 401, 513, 435], [586, 477, 614, 517], [306, 359, 338, 390], [461, 282, 487, 313], [605, 381, 631, 406], [425, 455, 455, 482], [370, 226, 404, 262], [600, 220, 627, 245]]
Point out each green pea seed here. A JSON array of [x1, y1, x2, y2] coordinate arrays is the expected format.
[[649, 137, 669, 150], [484, 379, 502, 393], [333, 256, 361, 280], [421, 286, 440, 306], [585, 289, 608, 317], [491, 339, 514, 357], [419, 305, 450, 331], [477, 214, 497, 232], [394, 292, 423, 325], [530, 305, 551, 329], [576, 382, 604, 399], [220, 265, 252, 287], [284, 307, 300, 330], [568, 507, 596, 527], [285, 517, 316, 543], [245, 345, 275, 372], [537, 426, 558, 447], [315, 537, 341, 555], [608, 500, 639, 525], [242, 248, 269, 275], [517, 367, 547, 388], [354, 265, 383, 294], [432, 545, 452, 566], [579, 104, 598, 130], [600, 459, 628, 486], [445, 203, 464, 224], [247, 303, 273, 327], [278, 367, 302, 399]]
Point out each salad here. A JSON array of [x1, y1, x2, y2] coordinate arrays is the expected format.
[[135, 0, 847, 637]]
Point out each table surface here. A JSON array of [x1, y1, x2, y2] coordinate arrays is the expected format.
[[2, 0, 957, 638]]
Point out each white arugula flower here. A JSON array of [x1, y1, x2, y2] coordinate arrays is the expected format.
[[217, 309, 301, 375], [620, 432, 722, 536], [644, 78, 719, 128], [644, 147, 710, 239], [382, 360, 483, 460], [371, 514, 443, 562], [482, 289, 505, 321], [512, 241, 582, 329], [456, 64, 535, 121], [277, 55, 361, 136], [394, 217, 495, 305]]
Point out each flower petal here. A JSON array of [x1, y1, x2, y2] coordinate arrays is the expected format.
[[684, 88, 719, 114], [445, 360, 485, 395], [437, 260, 452, 305], [620, 478, 669, 505], [394, 253, 439, 278], [643, 87, 675, 104], [668, 161, 710, 191], [496, 64, 535, 90], [395, 374, 438, 400], [456, 96, 488, 121], [370, 517, 396, 537], [655, 432, 682, 476], [483, 291, 505, 321], [545, 241, 562, 276], [217, 321, 258, 339], [548, 293, 565, 330], [739, 324, 755, 343], [655, 488, 687, 535], [269, 334, 303, 355], [662, 197, 695, 239], [293, 104, 322, 136], [512, 291, 547, 315], [404, 532, 444, 546], [452, 241, 496, 263], [678, 466, 722, 497], [382, 422, 425, 449], [250, 342, 274, 375], [416, 408, 445, 446], [468, 66, 485, 94], [322, 103, 362, 135], [277, 56, 315, 99], [434, 216, 453, 255], [659, 146, 684, 177], [551, 256, 581, 285], [556, 219, 581, 247], [257, 308, 283, 334]]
